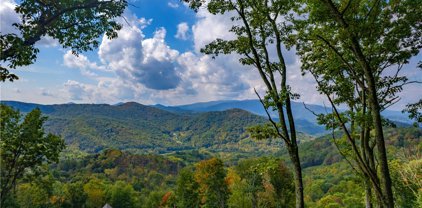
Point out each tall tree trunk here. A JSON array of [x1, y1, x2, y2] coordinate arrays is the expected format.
[[288, 145, 305, 208], [351, 37, 394, 208], [365, 178, 373, 208]]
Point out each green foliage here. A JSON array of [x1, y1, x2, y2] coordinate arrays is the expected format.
[[0, 105, 65, 203], [390, 158, 422, 208], [110, 181, 136, 208], [403, 99, 422, 124], [195, 157, 229, 208], [3, 127, 418, 208], [231, 157, 295, 208], [3, 102, 299, 157], [63, 182, 88, 208], [15, 183, 50, 208], [176, 167, 199, 208], [0, 0, 128, 81], [83, 177, 107, 208]]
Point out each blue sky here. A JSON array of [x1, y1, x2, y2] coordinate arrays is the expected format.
[[0, 0, 421, 110]]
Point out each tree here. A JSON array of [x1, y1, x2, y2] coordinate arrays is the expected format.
[[194, 158, 229, 208], [185, 1, 305, 207], [0, 0, 128, 82], [83, 177, 107, 208], [0, 105, 65, 204], [295, 0, 421, 207], [110, 181, 135, 208], [234, 157, 295, 208], [64, 182, 88, 208], [15, 183, 49, 208], [175, 167, 200, 208]]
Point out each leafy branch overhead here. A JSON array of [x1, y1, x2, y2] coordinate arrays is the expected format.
[[0, 0, 128, 82]]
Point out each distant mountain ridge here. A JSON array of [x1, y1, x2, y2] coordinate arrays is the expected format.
[[2, 100, 412, 137], [154, 99, 413, 125], [1, 101, 287, 154]]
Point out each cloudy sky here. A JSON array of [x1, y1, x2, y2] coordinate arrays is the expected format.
[[1, 0, 421, 110]]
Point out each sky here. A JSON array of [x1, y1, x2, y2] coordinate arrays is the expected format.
[[0, 0, 421, 110]]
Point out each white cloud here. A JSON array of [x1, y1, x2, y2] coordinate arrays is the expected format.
[[168, 2, 179, 8], [53, 3, 326, 106], [138, 17, 153, 29], [175, 22, 189, 40], [0, 0, 20, 35], [62, 78, 139, 103], [98, 16, 182, 90], [192, 8, 236, 52], [36, 35, 59, 48], [63, 50, 107, 77], [64, 80, 89, 101]]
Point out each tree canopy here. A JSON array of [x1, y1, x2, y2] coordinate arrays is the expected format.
[[0, 105, 65, 203], [0, 0, 128, 82]]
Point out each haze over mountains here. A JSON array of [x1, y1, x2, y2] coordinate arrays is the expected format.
[[1, 100, 413, 153]]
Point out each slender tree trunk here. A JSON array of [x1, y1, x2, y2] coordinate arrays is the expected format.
[[352, 37, 394, 208], [288, 145, 305, 208], [365, 178, 373, 208], [252, 192, 258, 208]]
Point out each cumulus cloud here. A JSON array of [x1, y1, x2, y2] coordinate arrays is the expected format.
[[63, 50, 106, 71], [175, 22, 189, 40], [192, 8, 236, 52], [64, 80, 89, 101], [98, 19, 182, 90], [59, 10, 253, 104], [63, 78, 138, 103], [57, 7, 324, 106]]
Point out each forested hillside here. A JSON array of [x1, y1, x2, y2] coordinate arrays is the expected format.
[[7, 126, 420, 208], [1, 101, 312, 155]]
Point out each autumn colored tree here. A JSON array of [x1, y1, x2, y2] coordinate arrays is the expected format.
[[233, 157, 295, 208], [195, 158, 229, 208]]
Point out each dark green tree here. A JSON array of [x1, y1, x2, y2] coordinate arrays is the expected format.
[[0, 0, 128, 82], [64, 182, 88, 208], [0, 105, 65, 204], [184, 1, 305, 207], [110, 181, 135, 208], [175, 167, 199, 208]]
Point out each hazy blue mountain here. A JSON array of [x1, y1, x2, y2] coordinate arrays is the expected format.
[[152, 104, 194, 114], [173, 99, 329, 122], [172, 99, 413, 125]]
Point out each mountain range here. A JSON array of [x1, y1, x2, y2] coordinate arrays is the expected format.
[[1, 100, 413, 154]]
